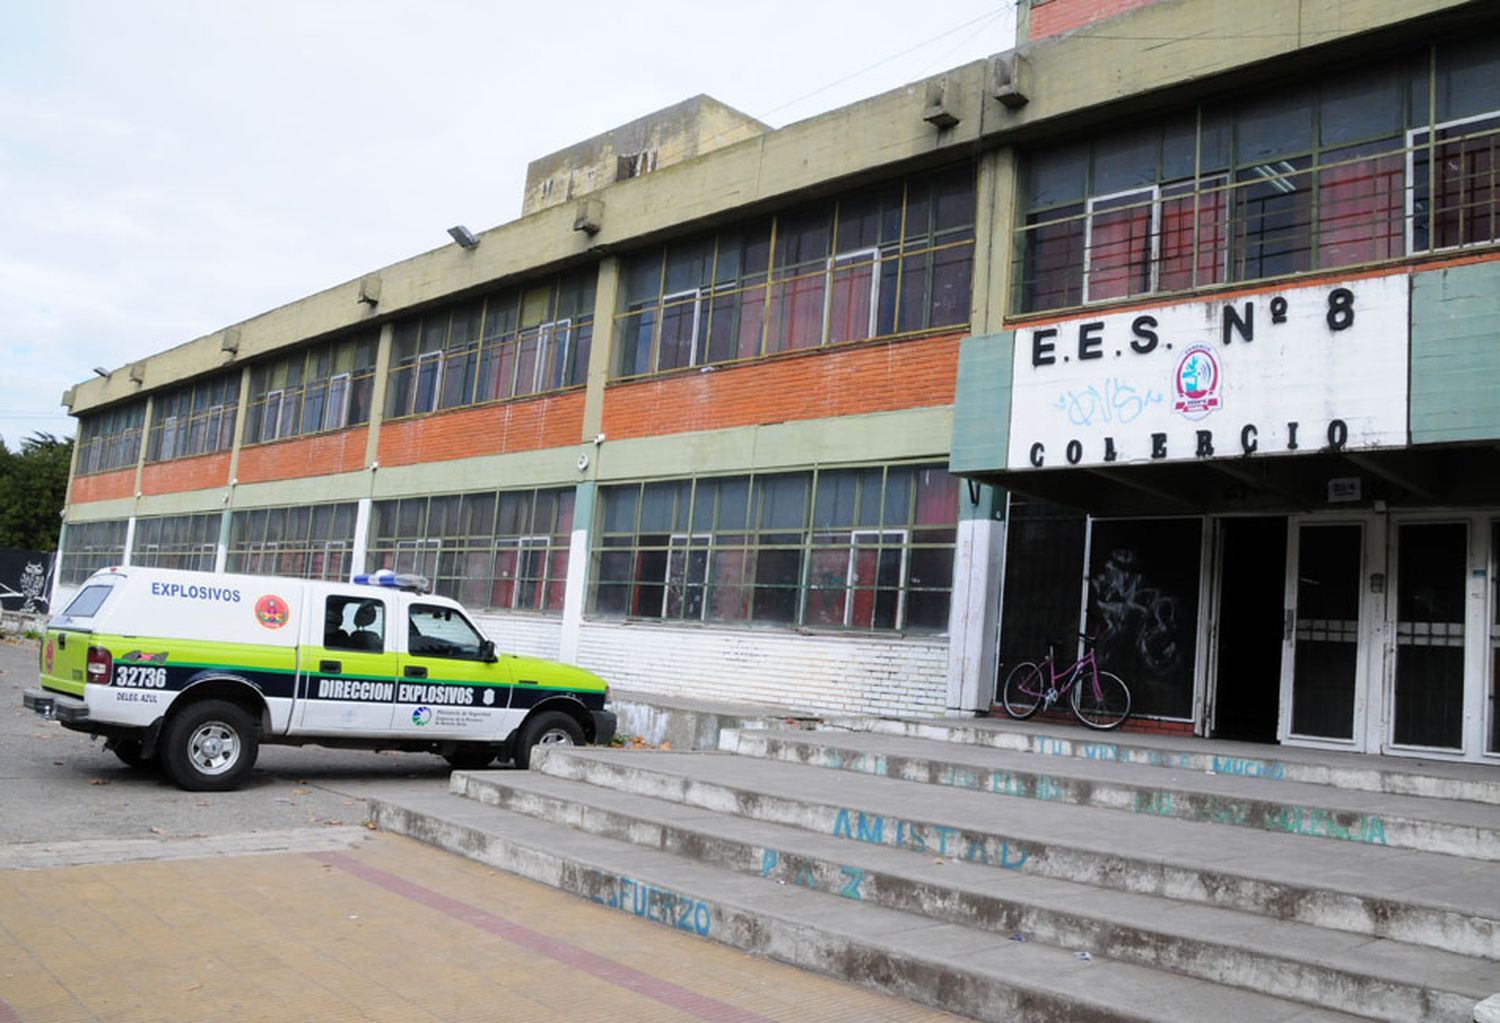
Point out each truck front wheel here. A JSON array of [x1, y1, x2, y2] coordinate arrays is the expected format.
[[513, 710, 584, 770], [161, 699, 259, 791]]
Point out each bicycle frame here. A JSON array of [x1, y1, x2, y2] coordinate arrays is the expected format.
[[1037, 645, 1101, 709]]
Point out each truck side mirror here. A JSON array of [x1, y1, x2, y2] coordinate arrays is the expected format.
[[479, 638, 497, 663]]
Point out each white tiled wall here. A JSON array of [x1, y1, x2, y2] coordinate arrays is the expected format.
[[575, 620, 948, 717]]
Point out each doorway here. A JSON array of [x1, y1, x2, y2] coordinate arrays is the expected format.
[[1211, 517, 1287, 742]]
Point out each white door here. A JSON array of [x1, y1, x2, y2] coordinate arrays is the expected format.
[[1278, 516, 1386, 751]]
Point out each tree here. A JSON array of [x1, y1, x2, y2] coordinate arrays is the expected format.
[[0, 433, 73, 551]]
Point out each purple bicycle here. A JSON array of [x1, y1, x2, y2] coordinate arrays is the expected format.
[[1001, 634, 1132, 730]]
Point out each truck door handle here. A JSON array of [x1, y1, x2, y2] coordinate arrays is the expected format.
[[320, 660, 341, 673], [404, 666, 427, 679]]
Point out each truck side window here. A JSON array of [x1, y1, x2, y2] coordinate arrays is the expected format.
[[326, 596, 385, 652], [408, 603, 485, 660]]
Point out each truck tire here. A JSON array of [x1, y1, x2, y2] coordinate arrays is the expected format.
[[442, 747, 497, 770], [110, 739, 154, 769], [160, 699, 259, 792], [513, 710, 584, 770]]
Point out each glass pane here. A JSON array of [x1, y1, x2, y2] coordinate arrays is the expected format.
[[1234, 158, 1313, 279], [1393, 522, 1466, 749], [1492, 520, 1500, 754], [1087, 519, 1201, 720], [1086, 190, 1155, 301], [1291, 524, 1361, 740]]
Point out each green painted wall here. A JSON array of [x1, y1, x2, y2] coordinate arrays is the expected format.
[[950, 332, 1013, 475], [1411, 262, 1500, 445], [594, 406, 953, 483]]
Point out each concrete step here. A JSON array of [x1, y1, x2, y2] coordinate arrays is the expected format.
[[529, 747, 1500, 961], [719, 728, 1500, 860], [819, 716, 1500, 805], [367, 786, 1369, 1023], [450, 767, 1495, 1022]]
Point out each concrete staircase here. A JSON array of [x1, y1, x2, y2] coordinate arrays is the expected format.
[[368, 717, 1500, 1022]]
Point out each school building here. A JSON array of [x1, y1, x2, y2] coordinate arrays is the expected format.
[[56, 0, 1500, 762]]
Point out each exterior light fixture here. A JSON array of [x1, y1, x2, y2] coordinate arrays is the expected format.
[[447, 225, 480, 249], [92, 366, 109, 378]]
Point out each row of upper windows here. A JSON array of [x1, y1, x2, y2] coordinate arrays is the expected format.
[[1015, 36, 1500, 312], [74, 35, 1500, 470]]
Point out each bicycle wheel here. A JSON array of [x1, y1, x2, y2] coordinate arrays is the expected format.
[[1001, 661, 1046, 720], [1071, 669, 1131, 730]]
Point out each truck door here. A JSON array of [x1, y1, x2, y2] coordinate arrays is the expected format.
[[393, 598, 516, 738], [294, 593, 400, 733]]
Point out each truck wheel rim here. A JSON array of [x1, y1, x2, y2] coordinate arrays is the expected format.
[[536, 728, 575, 747], [188, 722, 239, 775]]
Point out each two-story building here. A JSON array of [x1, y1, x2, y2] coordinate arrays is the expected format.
[[55, 0, 1500, 763]]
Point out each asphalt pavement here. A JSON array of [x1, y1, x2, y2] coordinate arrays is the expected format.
[[0, 635, 453, 849]]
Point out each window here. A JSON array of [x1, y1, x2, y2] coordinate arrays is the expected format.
[[1015, 40, 1500, 313], [227, 502, 357, 580], [592, 464, 958, 632], [60, 584, 115, 619], [245, 332, 376, 444], [385, 271, 594, 419], [59, 519, 129, 585], [146, 373, 239, 462], [614, 165, 974, 378], [131, 513, 220, 572], [408, 603, 487, 659], [325, 595, 385, 652], [76, 404, 145, 475], [1410, 112, 1500, 252], [366, 487, 573, 612]]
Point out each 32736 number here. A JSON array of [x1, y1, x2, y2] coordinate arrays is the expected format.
[[114, 665, 167, 688]]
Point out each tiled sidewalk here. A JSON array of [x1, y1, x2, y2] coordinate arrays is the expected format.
[[0, 831, 963, 1022]]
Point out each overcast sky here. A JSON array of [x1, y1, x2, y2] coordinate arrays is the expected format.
[[0, 1, 1015, 446]]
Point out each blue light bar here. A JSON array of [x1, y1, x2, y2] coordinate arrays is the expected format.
[[352, 570, 430, 593]]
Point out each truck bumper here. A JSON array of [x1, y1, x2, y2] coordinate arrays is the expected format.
[[23, 688, 90, 724], [591, 709, 617, 746]]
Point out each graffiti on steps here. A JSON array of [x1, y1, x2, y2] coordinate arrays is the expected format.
[[830, 808, 1029, 869], [589, 872, 713, 935], [758, 849, 866, 900], [1027, 737, 1283, 778], [1133, 790, 1387, 844]]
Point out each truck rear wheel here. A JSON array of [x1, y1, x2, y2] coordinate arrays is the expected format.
[[110, 738, 154, 769], [161, 699, 259, 792], [513, 710, 584, 770]]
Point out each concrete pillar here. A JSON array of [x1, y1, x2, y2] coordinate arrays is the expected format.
[[558, 482, 595, 664], [214, 509, 231, 574], [363, 322, 396, 471], [350, 498, 373, 581], [946, 484, 1006, 715]]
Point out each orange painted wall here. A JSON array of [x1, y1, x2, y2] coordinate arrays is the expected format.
[[237, 428, 370, 483], [1030, 0, 1158, 39], [601, 333, 962, 442], [139, 452, 232, 496], [69, 467, 135, 505], [378, 392, 586, 467]]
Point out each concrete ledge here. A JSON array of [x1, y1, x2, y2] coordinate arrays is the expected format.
[[609, 688, 822, 750]]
